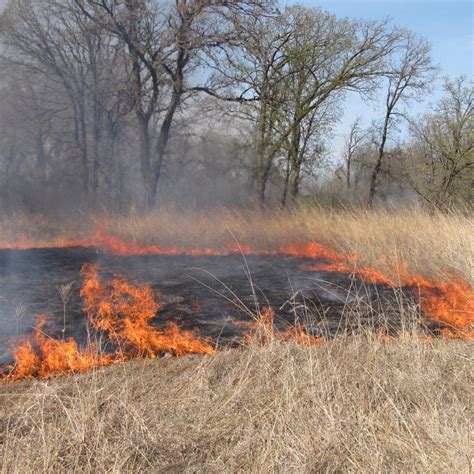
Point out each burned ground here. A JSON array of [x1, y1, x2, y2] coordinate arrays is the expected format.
[[0, 247, 415, 365]]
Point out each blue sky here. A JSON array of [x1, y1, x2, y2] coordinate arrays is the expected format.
[[287, 0, 473, 156], [290, 0, 473, 77]]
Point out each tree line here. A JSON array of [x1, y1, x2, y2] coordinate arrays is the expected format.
[[0, 0, 472, 212]]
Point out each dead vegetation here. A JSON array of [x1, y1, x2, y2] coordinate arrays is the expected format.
[[1, 333, 472, 472], [106, 206, 473, 281], [1, 206, 472, 283], [0, 207, 473, 471]]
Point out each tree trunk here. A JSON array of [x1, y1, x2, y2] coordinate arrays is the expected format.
[[91, 90, 102, 201], [255, 93, 270, 205], [137, 115, 152, 209], [346, 155, 351, 189], [288, 120, 301, 205], [368, 113, 390, 207], [105, 118, 120, 209], [289, 163, 301, 203], [368, 149, 383, 207], [76, 98, 89, 199], [281, 155, 290, 208], [256, 169, 269, 205], [145, 84, 183, 209], [35, 128, 47, 183]]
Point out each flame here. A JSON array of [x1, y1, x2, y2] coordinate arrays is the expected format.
[[298, 244, 473, 339], [1, 224, 472, 346], [402, 272, 474, 339], [4, 315, 111, 381], [2, 265, 214, 382], [281, 323, 323, 346], [241, 307, 323, 346], [240, 306, 276, 345], [93, 228, 255, 257], [81, 263, 215, 357]]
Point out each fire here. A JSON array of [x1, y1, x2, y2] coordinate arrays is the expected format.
[[4, 315, 112, 381], [0, 222, 472, 380], [0, 226, 258, 256], [81, 264, 215, 357], [241, 307, 323, 346], [402, 272, 474, 339], [293, 242, 396, 286], [296, 243, 473, 339], [93, 230, 172, 256], [94, 228, 254, 257], [240, 306, 276, 345], [2, 265, 214, 382], [282, 323, 324, 346]]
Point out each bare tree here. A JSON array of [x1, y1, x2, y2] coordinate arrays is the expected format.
[[343, 117, 369, 190], [367, 30, 436, 206], [197, 6, 289, 204], [74, 0, 268, 209], [408, 76, 473, 207], [279, 103, 333, 207], [0, 0, 129, 205], [213, 6, 404, 204], [1, 1, 465, 213]]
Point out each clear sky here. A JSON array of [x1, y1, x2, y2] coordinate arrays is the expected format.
[[289, 0, 473, 78], [287, 0, 473, 156]]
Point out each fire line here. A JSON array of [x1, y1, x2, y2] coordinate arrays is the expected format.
[[1, 229, 472, 382]]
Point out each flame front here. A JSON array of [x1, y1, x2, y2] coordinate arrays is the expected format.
[[402, 273, 474, 339], [87, 228, 474, 337], [81, 264, 215, 357], [300, 247, 473, 339], [5, 315, 112, 381], [2, 265, 214, 382], [1, 225, 473, 383]]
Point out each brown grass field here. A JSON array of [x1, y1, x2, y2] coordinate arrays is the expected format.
[[1, 335, 472, 472], [1, 205, 473, 281], [0, 206, 473, 472]]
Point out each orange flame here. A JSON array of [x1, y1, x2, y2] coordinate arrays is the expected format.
[[1, 225, 472, 345], [2, 265, 214, 382], [241, 307, 323, 346], [402, 272, 474, 339], [282, 323, 324, 346], [81, 263, 215, 357], [297, 243, 473, 339], [4, 315, 112, 381]]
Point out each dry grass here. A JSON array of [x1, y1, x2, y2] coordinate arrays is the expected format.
[[0, 206, 473, 472], [102, 206, 474, 283], [2, 205, 471, 282], [1, 334, 472, 472]]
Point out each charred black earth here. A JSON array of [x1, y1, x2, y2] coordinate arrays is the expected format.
[[0, 247, 413, 364]]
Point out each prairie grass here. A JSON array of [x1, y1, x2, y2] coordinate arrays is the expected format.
[[1, 333, 472, 472], [2, 205, 471, 281], [0, 206, 473, 472], [100, 205, 474, 283]]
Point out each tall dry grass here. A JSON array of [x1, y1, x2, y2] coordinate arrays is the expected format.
[[105, 206, 474, 283], [0, 206, 473, 472], [1, 206, 472, 283], [1, 334, 472, 472]]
